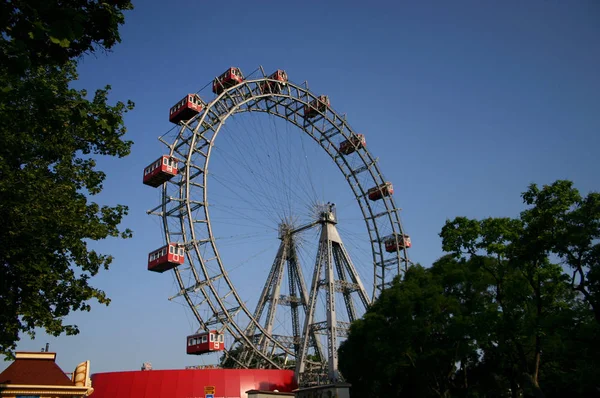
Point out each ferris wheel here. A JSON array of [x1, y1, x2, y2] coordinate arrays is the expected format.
[[143, 66, 411, 385]]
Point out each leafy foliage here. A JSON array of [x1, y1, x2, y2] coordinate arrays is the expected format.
[[339, 180, 600, 397], [0, 0, 134, 357], [340, 258, 497, 398], [1, 0, 133, 74], [220, 342, 298, 369], [520, 180, 600, 323]]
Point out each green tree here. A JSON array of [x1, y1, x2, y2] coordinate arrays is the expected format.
[[536, 300, 600, 398], [220, 343, 297, 369], [339, 180, 600, 397], [519, 180, 600, 323], [441, 217, 555, 397], [1, 0, 133, 74], [0, 0, 134, 358], [220, 344, 260, 369], [440, 181, 600, 397], [339, 258, 487, 398]]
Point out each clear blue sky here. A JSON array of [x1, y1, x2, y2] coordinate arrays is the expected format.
[[3, 0, 599, 374]]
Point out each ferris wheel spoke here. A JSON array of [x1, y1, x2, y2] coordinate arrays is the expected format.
[[210, 119, 323, 226]]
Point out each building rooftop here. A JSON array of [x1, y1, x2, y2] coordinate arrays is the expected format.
[[0, 352, 73, 386]]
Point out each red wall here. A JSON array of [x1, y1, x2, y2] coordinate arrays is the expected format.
[[91, 369, 296, 398]]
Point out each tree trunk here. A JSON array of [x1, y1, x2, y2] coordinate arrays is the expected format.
[[573, 263, 600, 325], [521, 373, 546, 398], [510, 375, 519, 398], [586, 295, 600, 325], [534, 273, 542, 383]]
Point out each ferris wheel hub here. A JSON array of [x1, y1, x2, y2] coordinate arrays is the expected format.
[[316, 202, 337, 224]]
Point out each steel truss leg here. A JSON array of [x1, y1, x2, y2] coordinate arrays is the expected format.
[[296, 207, 370, 386], [239, 230, 323, 368]]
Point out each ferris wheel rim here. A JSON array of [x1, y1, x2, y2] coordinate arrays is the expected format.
[[158, 70, 409, 367]]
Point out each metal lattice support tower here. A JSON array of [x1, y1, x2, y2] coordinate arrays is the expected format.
[[295, 204, 370, 386], [236, 221, 325, 368]]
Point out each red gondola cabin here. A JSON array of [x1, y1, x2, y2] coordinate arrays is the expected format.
[[261, 69, 288, 94], [304, 95, 330, 119], [143, 156, 178, 187], [384, 233, 412, 252], [212, 67, 244, 95], [367, 182, 394, 201], [148, 243, 185, 273], [169, 94, 204, 124], [339, 134, 366, 155], [187, 330, 225, 355]]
